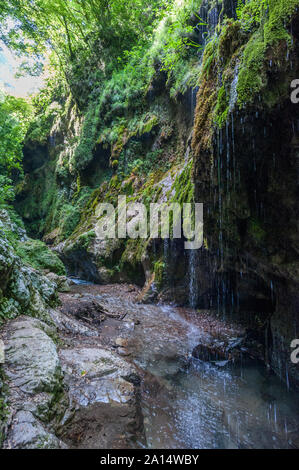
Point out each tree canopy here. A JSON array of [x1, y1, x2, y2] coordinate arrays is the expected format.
[[0, 92, 32, 204], [0, 1, 170, 101]]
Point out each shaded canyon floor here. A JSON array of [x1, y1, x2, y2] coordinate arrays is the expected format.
[[2, 283, 299, 449]]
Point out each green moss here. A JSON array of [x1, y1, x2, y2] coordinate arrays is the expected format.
[[138, 115, 158, 136], [15, 239, 66, 275], [72, 102, 101, 171], [120, 238, 147, 284], [264, 0, 299, 45], [202, 36, 219, 77], [154, 260, 165, 289], [237, 29, 266, 106], [237, 0, 299, 107], [58, 203, 82, 239], [47, 187, 93, 241], [218, 20, 243, 63], [172, 161, 194, 205], [215, 85, 230, 127], [77, 230, 96, 250], [248, 218, 266, 243]]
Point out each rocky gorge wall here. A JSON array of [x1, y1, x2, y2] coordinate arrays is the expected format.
[[14, 0, 299, 388], [0, 210, 60, 324]]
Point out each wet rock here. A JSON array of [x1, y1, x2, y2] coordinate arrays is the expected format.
[[192, 343, 227, 363], [49, 309, 98, 337], [117, 348, 131, 357], [46, 273, 71, 292], [227, 337, 244, 351], [59, 347, 144, 448], [4, 317, 61, 394], [0, 209, 27, 242], [0, 231, 57, 322], [2, 316, 68, 449], [0, 210, 59, 323], [98, 267, 116, 284], [59, 294, 107, 326], [138, 275, 159, 304], [0, 341, 4, 364], [158, 285, 190, 306], [192, 337, 244, 365], [214, 360, 230, 367], [123, 321, 135, 331], [115, 337, 128, 348], [59, 347, 135, 388], [3, 410, 65, 449]]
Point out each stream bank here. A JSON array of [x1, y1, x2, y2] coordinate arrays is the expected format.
[[2, 283, 298, 449]]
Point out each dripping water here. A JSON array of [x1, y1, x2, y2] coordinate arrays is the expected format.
[[189, 249, 198, 309]]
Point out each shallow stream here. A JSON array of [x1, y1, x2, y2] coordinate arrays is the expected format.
[[69, 283, 299, 449]]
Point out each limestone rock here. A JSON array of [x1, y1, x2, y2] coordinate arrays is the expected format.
[[4, 317, 61, 394], [2, 316, 68, 449], [0, 210, 58, 324], [59, 347, 143, 448], [46, 272, 71, 292], [3, 411, 65, 449]]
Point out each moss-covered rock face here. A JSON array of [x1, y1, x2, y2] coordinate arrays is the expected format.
[[236, 0, 299, 108], [15, 240, 66, 276], [191, 0, 299, 388], [0, 210, 58, 324]]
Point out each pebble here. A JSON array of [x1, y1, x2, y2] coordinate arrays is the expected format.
[[117, 348, 131, 357], [115, 337, 128, 347]]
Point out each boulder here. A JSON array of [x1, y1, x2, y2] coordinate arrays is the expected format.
[[2, 316, 68, 449], [59, 347, 144, 448], [4, 317, 61, 394], [3, 411, 65, 449], [46, 272, 71, 292], [0, 210, 58, 324]]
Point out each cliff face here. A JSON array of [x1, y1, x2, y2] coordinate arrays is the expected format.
[[0, 210, 59, 324], [191, 0, 299, 387], [15, 1, 299, 387]]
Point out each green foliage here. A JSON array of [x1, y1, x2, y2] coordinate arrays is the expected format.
[[46, 187, 93, 240], [139, 115, 159, 136], [201, 36, 219, 77], [0, 92, 32, 206], [77, 230, 96, 250], [18, 1, 208, 178], [236, 0, 268, 31], [237, 0, 299, 106], [0, 175, 15, 207], [160, 1, 204, 72], [27, 101, 62, 144], [0, 0, 165, 105], [15, 239, 66, 275], [71, 101, 101, 171], [126, 149, 164, 176], [0, 92, 32, 175]]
